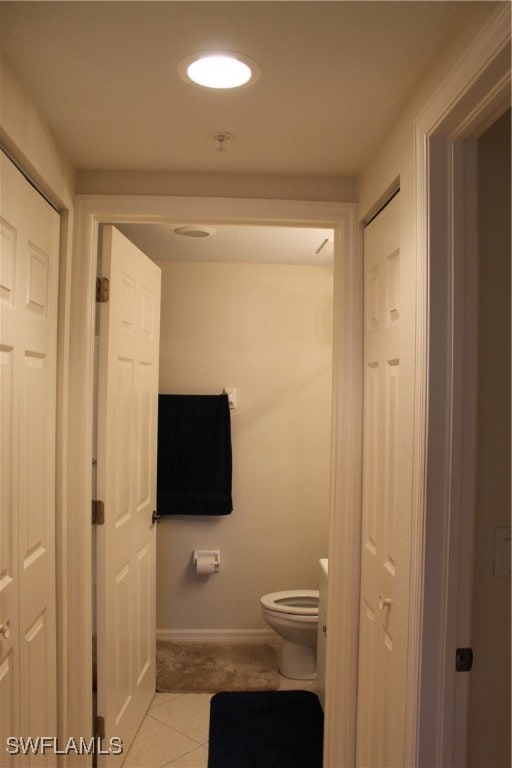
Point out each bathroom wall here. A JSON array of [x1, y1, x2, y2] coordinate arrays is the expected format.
[[156, 257, 333, 633]]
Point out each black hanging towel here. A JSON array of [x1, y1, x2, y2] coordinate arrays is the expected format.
[[157, 394, 233, 516]]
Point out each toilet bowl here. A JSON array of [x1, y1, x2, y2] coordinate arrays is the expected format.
[[260, 590, 319, 680]]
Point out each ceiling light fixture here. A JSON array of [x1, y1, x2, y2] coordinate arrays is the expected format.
[[178, 51, 260, 89], [173, 226, 215, 238]]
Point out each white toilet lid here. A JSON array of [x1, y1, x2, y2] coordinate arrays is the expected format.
[[260, 589, 319, 615]]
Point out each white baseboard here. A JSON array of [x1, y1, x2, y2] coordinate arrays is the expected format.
[[156, 628, 279, 645]]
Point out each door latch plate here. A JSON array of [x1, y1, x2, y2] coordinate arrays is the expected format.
[[456, 647, 473, 672]]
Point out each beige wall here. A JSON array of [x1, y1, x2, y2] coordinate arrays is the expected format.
[[156, 259, 333, 631], [0, 56, 75, 205], [468, 110, 511, 768], [76, 169, 356, 202]]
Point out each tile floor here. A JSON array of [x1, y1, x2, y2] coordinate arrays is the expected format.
[[123, 675, 317, 768]]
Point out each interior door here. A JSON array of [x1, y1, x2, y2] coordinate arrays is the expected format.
[[356, 192, 409, 766], [0, 151, 60, 764], [96, 225, 161, 765]]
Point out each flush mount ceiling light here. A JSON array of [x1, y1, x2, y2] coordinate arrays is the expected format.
[[178, 51, 260, 89], [173, 226, 216, 238]]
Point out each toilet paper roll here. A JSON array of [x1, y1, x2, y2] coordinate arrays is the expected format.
[[195, 555, 217, 575]]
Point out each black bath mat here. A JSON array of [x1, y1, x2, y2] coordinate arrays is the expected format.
[[208, 690, 323, 768]]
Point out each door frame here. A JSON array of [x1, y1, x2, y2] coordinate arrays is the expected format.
[[406, 6, 510, 766], [65, 195, 360, 763]]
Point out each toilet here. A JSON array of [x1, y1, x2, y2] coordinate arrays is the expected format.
[[260, 589, 319, 680]]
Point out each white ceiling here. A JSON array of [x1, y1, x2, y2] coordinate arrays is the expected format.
[[116, 222, 334, 265], [0, 1, 489, 265], [0, 1, 487, 177]]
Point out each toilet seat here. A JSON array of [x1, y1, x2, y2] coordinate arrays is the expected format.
[[260, 589, 319, 679], [260, 589, 319, 616]]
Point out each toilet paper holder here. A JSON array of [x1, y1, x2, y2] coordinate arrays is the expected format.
[[192, 549, 220, 574]]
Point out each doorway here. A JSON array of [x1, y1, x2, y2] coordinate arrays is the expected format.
[[67, 195, 360, 763], [411, 15, 510, 761], [116, 222, 335, 642], [467, 109, 511, 768], [92, 219, 337, 758]]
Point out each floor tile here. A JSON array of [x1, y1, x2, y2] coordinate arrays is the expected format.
[[149, 694, 212, 744], [150, 692, 184, 710], [163, 745, 208, 767], [122, 713, 200, 768], [125, 662, 320, 766]]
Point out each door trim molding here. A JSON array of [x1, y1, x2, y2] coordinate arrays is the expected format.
[[406, 6, 510, 766], [325, 202, 361, 767], [66, 195, 359, 761]]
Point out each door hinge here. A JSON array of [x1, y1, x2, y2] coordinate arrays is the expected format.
[[456, 647, 473, 672], [96, 276, 110, 303], [93, 715, 105, 740], [92, 499, 105, 526]]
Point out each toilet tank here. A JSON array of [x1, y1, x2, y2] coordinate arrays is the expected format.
[[317, 559, 328, 711]]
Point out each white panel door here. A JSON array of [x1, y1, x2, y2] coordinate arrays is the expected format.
[[96, 225, 161, 765], [0, 152, 60, 765], [356, 193, 408, 767]]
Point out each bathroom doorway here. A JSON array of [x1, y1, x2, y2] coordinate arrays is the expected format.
[[115, 222, 335, 641], [69, 194, 359, 764]]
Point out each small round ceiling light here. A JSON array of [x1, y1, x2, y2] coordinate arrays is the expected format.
[[173, 226, 215, 238], [179, 51, 259, 89]]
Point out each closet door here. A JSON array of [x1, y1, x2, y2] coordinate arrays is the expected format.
[[356, 193, 409, 767], [0, 151, 60, 764]]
